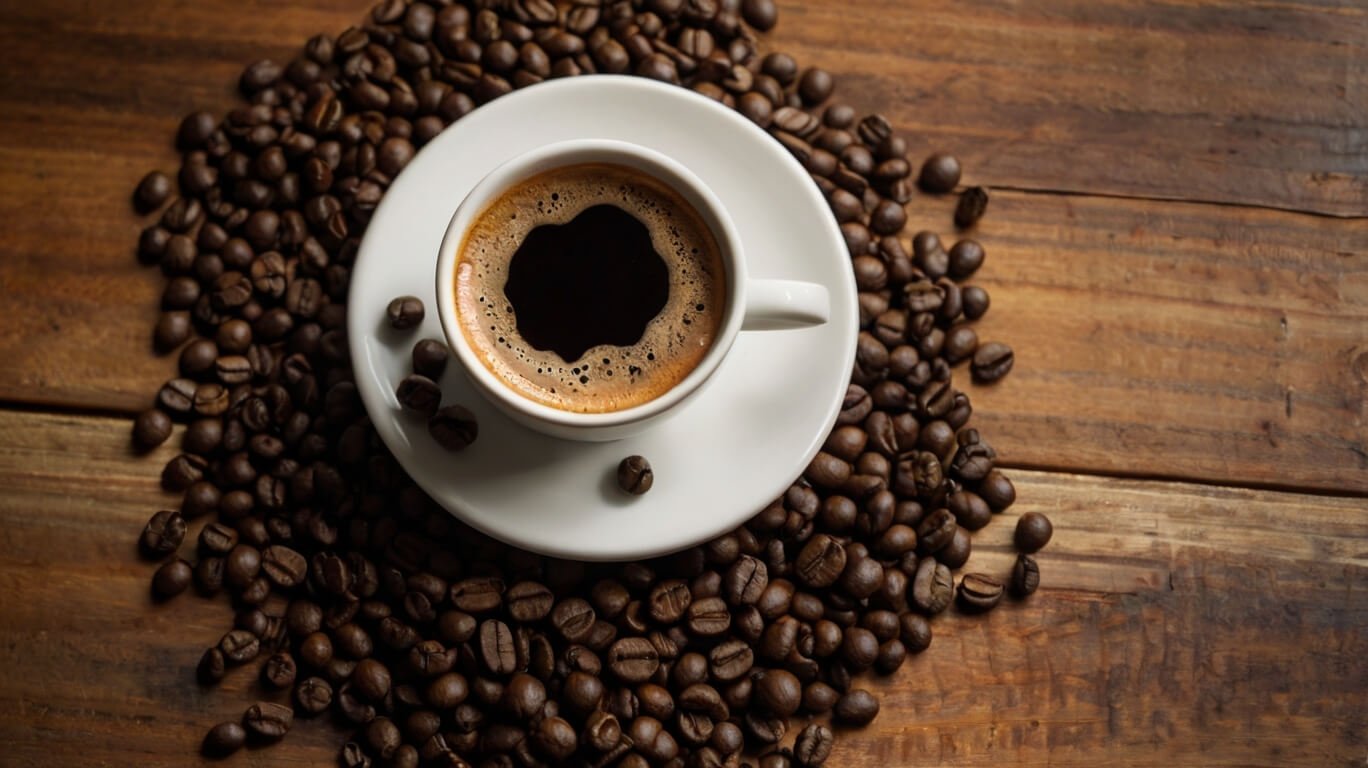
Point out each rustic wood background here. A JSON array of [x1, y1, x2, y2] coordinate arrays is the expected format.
[[0, 1, 1364, 766]]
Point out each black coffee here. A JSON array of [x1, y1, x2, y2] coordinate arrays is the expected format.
[[455, 162, 726, 413]]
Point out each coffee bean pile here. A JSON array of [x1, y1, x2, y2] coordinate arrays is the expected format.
[[128, 1, 1046, 766]]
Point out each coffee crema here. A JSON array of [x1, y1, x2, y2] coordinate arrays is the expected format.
[[455, 162, 727, 414]]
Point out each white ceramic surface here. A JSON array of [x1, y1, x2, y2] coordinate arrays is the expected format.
[[347, 75, 857, 561]]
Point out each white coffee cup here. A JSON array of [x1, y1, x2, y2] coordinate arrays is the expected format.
[[435, 138, 829, 441]]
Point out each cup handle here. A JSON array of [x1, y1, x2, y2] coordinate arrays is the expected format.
[[741, 279, 830, 331]]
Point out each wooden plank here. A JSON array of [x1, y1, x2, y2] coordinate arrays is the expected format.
[[1, 172, 1362, 491], [780, 0, 1368, 217], [908, 189, 1368, 494], [0, 410, 1363, 766], [0, 0, 1361, 214]]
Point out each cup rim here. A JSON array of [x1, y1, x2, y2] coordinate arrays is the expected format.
[[434, 138, 749, 430]]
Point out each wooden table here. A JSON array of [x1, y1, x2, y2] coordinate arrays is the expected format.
[[0, 1, 1364, 765]]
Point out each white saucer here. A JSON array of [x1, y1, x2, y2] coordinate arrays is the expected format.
[[348, 76, 857, 561]]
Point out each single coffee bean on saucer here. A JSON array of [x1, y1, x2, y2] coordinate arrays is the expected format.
[[397, 374, 442, 417], [618, 456, 654, 495], [428, 405, 478, 451], [411, 339, 449, 380], [387, 295, 425, 330]]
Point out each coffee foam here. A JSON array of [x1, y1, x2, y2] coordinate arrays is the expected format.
[[455, 163, 726, 414]]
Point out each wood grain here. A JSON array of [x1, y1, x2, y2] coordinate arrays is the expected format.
[[780, 0, 1368, 217], [0, 410, 1363, 766], [1, 181, 1362, 492]]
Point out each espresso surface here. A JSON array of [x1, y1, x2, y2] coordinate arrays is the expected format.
[[456, 163, 726, 413]]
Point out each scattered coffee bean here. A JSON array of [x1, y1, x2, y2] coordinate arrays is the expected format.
[[152, 558, 193, 599], [957, 572, 1004, 612], [617, 455, 654, 495], [794, 723, 834, 767], [139, 510, 185, 558], [917, 153, 961, 193], [955, 185, 989, 228], [1011, 554, 1041, 597], [971, 341, 1014, 383], [387, 295, 425, 330], [203, 721, 246, 756], [1014, 511, 1053, 552], [242, 701, 293, 741], [132, 408, 174, 449], [833, 688, 880, 725]]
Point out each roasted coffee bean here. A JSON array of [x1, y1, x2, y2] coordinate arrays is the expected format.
[[140, 510, 186, 557], [242, 701, 293, 741], [648, 579, 692, 624], [754, 668, 802, 716], [396, 374, 442, 417], [411, 339, 449, 379], [942, 324, 979, 364], [962, 285, 991, 320], [194, 556, 225, 595], [504, 581, 554, 622], [745, 710, 787, 745], [971, 341, 1014, 383], [386, 295, 425, 330], [911, 557, 954, 615], [977, 468, 1017, 511], [608, 637, 660, 683], [685, 596, 730, 636], [793, 723, 834, 767], [158, 378, 197, 415], [708, 639, 753, 682], [135, 170, 173, 213], [804, 452, 851, 490], [957, 572, 1004, 612], [618, 455, 654, 495], [723, 555, 768, 606], [152, 558, 193, 599], [1011, 554, 1041, 597], [429, 404, 478, 450], [349, 657, 390, 702], [218, 628, 260, 665], [797, 67, 833, 105], [261, 545, 307, 588], [833, 688, 880, 725], [955, 185, 989, 228], [202, 721, 246, 756], [132, 409, 174, 450], [530, 715, 577, 761], [479, 619, 517, 674], [795, 534, 846, 588], [937, 526, 972, 569], [916, 507, 957, 554], [1014, 511, 1053, 552], [262, 652, 297, 689], [948, 239, 985, 280], [917, 153, 960, 193]]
